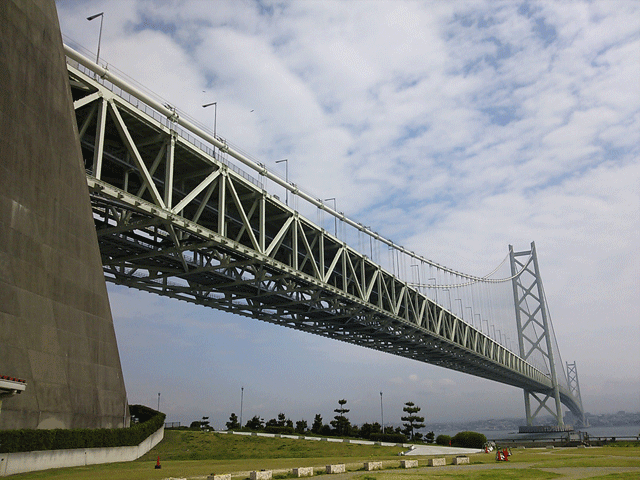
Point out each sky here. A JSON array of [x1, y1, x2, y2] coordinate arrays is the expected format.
[[55, 0, 639, 429]]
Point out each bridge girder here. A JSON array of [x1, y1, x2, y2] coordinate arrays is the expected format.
[[65, 47, 583, 416]]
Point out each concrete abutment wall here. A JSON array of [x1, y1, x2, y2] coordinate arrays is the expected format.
[[0, 0, 128, 430]]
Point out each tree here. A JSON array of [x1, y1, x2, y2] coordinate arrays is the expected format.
[[226, 413, 240, 430], [200, 416, 211, 431], [277, 412, 287, 427], [359, 422, 381, 439], [311, 414, 323, 434], [331, 399, 351, 436], [401, 402, 425, 440], [265, 417, 279, 428], [425, 431, 435, 444], [295, 419, 308, 434], [245, 415, 264, 431]]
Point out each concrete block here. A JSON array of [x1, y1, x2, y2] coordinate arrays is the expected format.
[[325, 464, 345, 474], [293, 467, 313, 477], [250, 471, 272, 480], [453, 456, 469, 465], [364, 461, 382, 471], [400, 460, 418, 468], [207, 475, 231, 480], [428, 458, 446, 467]]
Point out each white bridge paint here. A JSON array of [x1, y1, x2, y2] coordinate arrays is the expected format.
[[0, 426, 164, 476]]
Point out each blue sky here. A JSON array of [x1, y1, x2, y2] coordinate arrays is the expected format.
[[55, 0, 639, 428]]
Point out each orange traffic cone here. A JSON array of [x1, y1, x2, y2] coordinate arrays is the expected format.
[[155, 455, 161, 469]]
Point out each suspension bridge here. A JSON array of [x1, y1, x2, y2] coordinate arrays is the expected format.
[[64, 43, 586, 430]]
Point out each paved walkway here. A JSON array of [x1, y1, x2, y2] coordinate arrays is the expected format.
[[402, 444, 483, 455]]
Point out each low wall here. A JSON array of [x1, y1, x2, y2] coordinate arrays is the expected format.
[[0, 426, 164, 476]]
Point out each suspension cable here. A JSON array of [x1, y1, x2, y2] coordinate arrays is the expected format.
[[408, 252, 533, 288]]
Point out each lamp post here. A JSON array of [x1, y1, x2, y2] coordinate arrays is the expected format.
[[240, 387, 244, 428], [157, 392, 160, 411], [276, 159, 288, 205], [325, 198, 337, 236], [365, 226, 373, 259], [428, 277, 437, 303], [86, 12, 104, 65], [380, 391, 384, 434], [442, 289, 452, 311], [202, 101, 217, 139]]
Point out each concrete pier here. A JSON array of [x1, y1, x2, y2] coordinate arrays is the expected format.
[[0, 0, 128, 429]]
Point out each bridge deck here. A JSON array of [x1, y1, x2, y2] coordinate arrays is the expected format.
[[65, 45, 583, 419]]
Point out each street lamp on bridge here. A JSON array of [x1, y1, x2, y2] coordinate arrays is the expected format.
[[429, 277, 438, 304], [276, 159, 289, 205], [86, 12, 104, 65], [325, 198, 337, 236], [202, 101, 217, 139]]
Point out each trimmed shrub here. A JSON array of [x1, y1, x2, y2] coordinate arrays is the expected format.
[[0, 405, 165, 453], [369, 432, 408, 443], [435, 434, 451, 446], [451, 431, 487, 448]]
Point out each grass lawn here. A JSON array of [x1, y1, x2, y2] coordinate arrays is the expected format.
[[7, 431, 640, 480]]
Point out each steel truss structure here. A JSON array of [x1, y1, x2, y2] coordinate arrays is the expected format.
[[566, 362, 587, 426], [510, 243, 584, 426], [65, 45, 583, 419]]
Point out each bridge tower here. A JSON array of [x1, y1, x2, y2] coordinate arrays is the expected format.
[[566, 361, 587, 426], [510, 242, 565, 428]]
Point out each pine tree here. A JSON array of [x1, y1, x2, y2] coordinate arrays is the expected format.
[[295, 419, 308, 434], [200, 416, 211, 431], [311, 414, 323, 433], [245, 415, 264, 431], [277, 412, 287, 427], [226, 412, 240, 430], [401, 402, 425, 440], [331, 399, 351, 436]]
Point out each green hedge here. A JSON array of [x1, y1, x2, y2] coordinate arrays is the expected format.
[[264, 426, 295, 435], [435, 434, 451, 446], [369, 432, 408, 443], [0, 405, 165, 453]]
